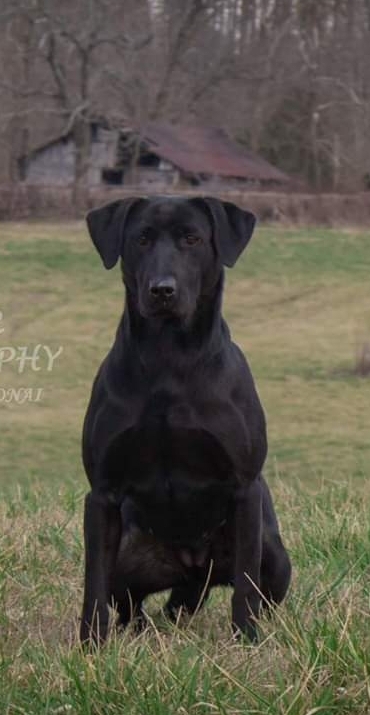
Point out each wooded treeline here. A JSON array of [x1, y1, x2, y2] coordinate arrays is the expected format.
[[0, 0, 369, 191]]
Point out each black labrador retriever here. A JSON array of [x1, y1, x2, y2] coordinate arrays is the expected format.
[[80, 196, 291, 644]]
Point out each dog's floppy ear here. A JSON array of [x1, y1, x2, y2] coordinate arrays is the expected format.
[[86, 198, 144, 269], [193, 197, 256, 267]]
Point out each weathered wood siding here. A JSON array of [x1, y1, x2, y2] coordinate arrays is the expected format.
[[26, 140, 75, 185], [25, 128, 120, 186], [88, 128, 119, 185]]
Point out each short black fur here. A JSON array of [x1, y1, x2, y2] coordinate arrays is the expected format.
[[80, 196, 291, 644]]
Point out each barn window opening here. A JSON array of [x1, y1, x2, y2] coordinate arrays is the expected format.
[[101, 168, 124, 185], [138, 152, 160, 167]]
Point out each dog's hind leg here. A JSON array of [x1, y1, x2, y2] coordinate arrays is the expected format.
[[260, 477, 291, 610], [115, 589, 148, 632], [164, 580, 210, 622], [260, 534, 291, 610]]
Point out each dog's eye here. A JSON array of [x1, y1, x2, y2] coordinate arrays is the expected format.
[[185, 235, 201, 245], [138, 234, 150, 247]]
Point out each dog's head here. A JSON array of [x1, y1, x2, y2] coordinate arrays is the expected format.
[[87, 196, 256, 323]]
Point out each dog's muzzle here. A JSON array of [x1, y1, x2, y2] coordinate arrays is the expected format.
[[146, 276, 178, 315]]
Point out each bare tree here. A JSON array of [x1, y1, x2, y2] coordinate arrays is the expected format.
[[1, 0, 370, 191], [0, 0, 152, 190]]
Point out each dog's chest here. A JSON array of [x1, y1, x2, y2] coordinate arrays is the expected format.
[[112, 393, 236, 546], [123, 412, 229, 483]]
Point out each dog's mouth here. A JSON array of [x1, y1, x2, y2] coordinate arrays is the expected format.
[[137, 292, 177, 318], [136, 283, 197, 323], [139, 300, 188, 323], [148, 302, 177, 318]]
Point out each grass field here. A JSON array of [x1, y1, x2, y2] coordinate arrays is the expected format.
[[0, 221, 369, 714]]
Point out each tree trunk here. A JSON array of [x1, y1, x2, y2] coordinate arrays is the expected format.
[[72, 118, 91, 210]]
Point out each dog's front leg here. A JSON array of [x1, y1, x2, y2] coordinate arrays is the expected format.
[[80, 491, 121, 645], [232, 476, 262, 642]]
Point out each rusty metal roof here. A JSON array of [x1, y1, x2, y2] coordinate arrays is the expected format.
[[23, 120, 288, 183], [142, 123, 288, 182]]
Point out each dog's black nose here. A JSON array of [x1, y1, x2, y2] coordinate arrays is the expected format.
[[149, 277, 177, 300]]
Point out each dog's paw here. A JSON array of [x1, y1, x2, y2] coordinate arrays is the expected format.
[[79, 619, 110, 649], [231, 619, 259, 644]]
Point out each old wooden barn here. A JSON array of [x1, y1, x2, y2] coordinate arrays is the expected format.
[[20, 121, 289, 189]]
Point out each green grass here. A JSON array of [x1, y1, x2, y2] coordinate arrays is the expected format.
[[1, 221, 370, 713]]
